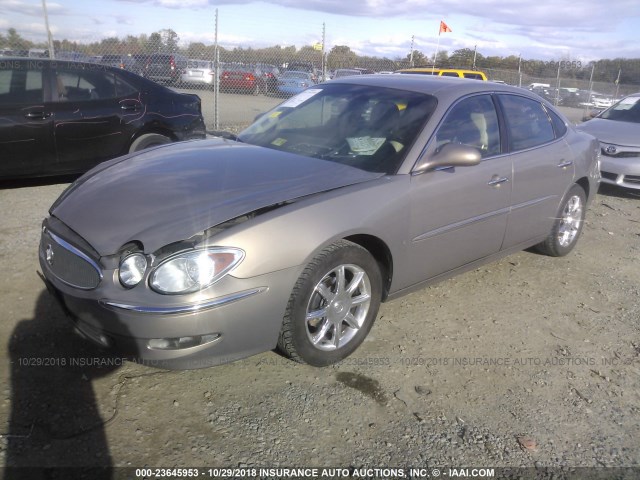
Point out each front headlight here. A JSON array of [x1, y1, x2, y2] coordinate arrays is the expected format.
[[149, 248, 244, 295]]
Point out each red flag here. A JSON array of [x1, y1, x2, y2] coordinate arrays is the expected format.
[[439, 20, 452, 34]]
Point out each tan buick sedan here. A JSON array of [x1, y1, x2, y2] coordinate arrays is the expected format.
[[40, 75, 600, 369]]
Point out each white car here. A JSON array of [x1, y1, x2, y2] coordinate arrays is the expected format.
[[591, 95, 615, 109], [181, 60, 216, 87], [578, 93, 640, 189]]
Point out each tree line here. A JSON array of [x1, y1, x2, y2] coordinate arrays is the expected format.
[[2, 28, 638, 85]]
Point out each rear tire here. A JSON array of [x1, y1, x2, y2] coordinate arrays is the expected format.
[[129, 133, 171, 153], [536, 184, 586, 257], [277, 240, 382, 366]]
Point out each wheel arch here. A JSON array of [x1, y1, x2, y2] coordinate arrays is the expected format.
[[343, 234, 393, 302], [575, 176, 590, 199], [128, 126, 179, 150]]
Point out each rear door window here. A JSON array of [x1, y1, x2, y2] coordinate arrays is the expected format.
[[498, 94, 555, 151], [0, 64, 43, 105], [55, 66, 117, 101]]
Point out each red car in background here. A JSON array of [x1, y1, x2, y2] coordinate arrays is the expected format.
[[220, 65, 262, 94], [220, 64, 280, 95]]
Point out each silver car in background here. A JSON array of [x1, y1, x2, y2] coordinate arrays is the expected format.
[[577, 92, 640, 189], [181, 59, 216, 87], [39, 75, 600, 369]]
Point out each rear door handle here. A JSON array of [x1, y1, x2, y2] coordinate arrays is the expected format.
[[24, 111, 51, 120], [557, 160, 573, 168], [487, 176, 509, 186], [120, 102, 140, 111]]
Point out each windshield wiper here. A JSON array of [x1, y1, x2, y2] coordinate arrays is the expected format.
[[207, 130, 241, 141]]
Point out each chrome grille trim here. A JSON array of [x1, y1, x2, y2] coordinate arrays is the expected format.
[[43, 228, 103, 290], [99, 287, 267, 315], [625, 175, 640, 184], [602, 151, 640, 158]]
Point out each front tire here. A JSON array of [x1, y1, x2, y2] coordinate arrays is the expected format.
[[536, 184, 586, 257], [278, 240, 382, 366]]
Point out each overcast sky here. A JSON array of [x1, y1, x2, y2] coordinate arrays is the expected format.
[[2, 0, 639, 62]]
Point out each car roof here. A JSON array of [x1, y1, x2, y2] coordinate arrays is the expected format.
[[327, 73, 531, 99], [3, 57, 114, 68]]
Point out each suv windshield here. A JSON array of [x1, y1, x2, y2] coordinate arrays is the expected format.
[[238, 83, 437, 174], [600, 95, 640, 123]]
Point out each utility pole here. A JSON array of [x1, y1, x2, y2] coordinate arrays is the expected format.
[[409, 35, 414, 67], [42, 0, 55, 59], [322, 22, 326, 80], [213, 8, 219, 130], [614, 67, 621, 100], [472, 45, 477, 70]]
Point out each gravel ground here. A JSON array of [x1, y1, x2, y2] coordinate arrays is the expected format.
[[0, 179, 639, 479]]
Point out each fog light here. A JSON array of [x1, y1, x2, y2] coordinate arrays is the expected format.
[[147, 334, 220, 351], [74, 324, 112, 348], [119, 253, 147, 288]]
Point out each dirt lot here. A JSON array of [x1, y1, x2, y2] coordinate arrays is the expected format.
[[0, 178, 639, 478]]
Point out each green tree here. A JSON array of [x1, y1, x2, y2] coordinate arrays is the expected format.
[[297, 45, 323, 65], [433, 50, 449, 66], [448, 48, 480, 68], [161, 29, 180, 53], [7, 28, 30, 50], [99, 37, 121, 55], [406, 49, 428, 67], [146, 32, 163, 53], [327, 45, 357, 69], [186, 42, 209, 59]]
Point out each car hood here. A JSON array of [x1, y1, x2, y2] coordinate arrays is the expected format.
[[577, 118, 640, 146], [51, 139, 383, 256]]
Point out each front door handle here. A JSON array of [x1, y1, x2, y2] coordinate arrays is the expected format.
[[120, 102, 140, 111], [24, 111, 51, 120], [557, 160, 573, 168], [487, 175, 509, 187]]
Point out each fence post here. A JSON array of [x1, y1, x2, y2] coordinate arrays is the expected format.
[[213, 8, 219, 131], [555, 63, 561, 106]]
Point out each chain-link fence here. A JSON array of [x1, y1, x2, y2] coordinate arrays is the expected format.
[[2, 18, 639, 131]]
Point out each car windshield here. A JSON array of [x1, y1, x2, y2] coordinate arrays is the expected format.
[[281, 71, 310, 79], [238, 83, 437, 174], [335, 70, 361, 77], [599, 95, 640, 123], [188, 60, 211, 68], [225, 65, 252, 72]]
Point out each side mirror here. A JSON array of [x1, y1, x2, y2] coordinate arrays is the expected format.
[[413, 142, 482, 174]]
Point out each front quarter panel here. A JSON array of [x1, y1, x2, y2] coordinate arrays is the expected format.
[[566, 127, 601, 203], [208, 175, 411, 283]]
